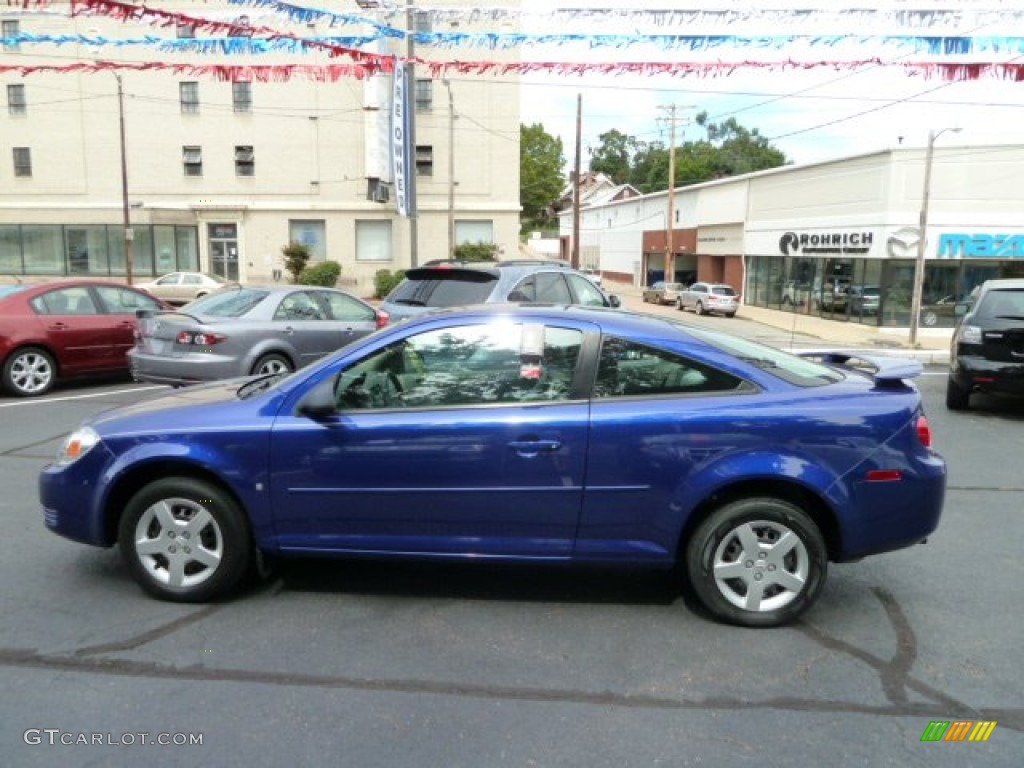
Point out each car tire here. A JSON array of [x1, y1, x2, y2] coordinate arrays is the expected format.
[[695, 301, 706, 316], [685, 497, 827, 628], [2, 346, 56, 397], [119, 477, 253, 602], [677, 298, 685, 311], [945, 376, 970, 411], [725, 312, 736, 319], [251, 353, 293, 377]]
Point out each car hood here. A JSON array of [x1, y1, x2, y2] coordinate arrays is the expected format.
[[85, 378, 267, 434]]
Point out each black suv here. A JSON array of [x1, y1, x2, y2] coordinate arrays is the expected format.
[[380, 259, 620, 322], [947, 278, 1024, 410]]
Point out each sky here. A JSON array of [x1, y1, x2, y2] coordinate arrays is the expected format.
[[516, 1, 1024, 170]]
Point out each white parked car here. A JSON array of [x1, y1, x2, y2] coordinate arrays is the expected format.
[[137, 272, 234, 306]]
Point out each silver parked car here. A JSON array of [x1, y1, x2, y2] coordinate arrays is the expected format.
[[677, 282, 740, 317], [128, 285, 388, 386]]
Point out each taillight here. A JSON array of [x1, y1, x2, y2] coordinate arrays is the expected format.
[[177, 331, 227, 346], [375, 309, 390, 329], [915, 414, 932, 448]]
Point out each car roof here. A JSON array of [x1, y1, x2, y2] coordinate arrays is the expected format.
[[981, 278, 1024, 291]]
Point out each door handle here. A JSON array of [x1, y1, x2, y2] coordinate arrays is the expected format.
[[507, 439, 562, 457], [48, 322, 69, 331]]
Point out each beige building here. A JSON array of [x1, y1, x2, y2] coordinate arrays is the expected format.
[[0, 1, 521, 296]]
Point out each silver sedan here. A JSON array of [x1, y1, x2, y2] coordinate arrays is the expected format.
[[128, 285, 387, 386]]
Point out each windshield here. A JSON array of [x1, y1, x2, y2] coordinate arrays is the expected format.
[[183, 287, 268, 317]]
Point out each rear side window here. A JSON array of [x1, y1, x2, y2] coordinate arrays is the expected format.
[[593, 336, 745, 398], [387, 269, 497, 308]]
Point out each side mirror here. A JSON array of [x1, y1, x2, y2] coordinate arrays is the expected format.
[[608, 295, 621, 308], [296, 378, 339, 419]]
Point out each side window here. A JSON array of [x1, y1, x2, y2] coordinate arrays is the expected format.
[[93, 285, 162, 314], [32, 287, 98, 316], [534, 273, 572, 304], [275, 291, 325, 321], [593, 336, 744, 398], [182, 274, 202, 285], [335, 323, 583, 410], [508, 276, 535, 302], [158, 274, 181, 285], [320, 291, 374, 322], [567, 274, 607, 306]]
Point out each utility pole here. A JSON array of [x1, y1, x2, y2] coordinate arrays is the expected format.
[[405, 0, 419, 267], [572, 94, 582, 269], [116, 72, 133, 285], [444, 80, 455, 259], [658, 104, 695, 284]]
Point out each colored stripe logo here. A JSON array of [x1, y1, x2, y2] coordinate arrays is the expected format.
[[920, 721, 997, 742]]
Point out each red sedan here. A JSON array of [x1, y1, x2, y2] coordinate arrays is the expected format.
[[0, 280, 170, 397]]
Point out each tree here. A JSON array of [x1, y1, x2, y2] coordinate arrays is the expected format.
[[588, 129, 640, 184], [281, 241, 310, 283], [520, 123, 565, 233], [454, 241, 500, 262], [587, 113, 788, 192]]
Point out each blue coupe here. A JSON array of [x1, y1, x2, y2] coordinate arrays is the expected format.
[[40, 305, 946, 627]]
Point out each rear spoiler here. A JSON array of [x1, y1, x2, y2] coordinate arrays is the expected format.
[[795, 350, 923, 385]]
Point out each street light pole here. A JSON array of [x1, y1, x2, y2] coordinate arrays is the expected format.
[[115, 72, 134, 285], [909, 127, 960, 347]]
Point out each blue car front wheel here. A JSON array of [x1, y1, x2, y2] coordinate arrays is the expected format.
[[118, 477, 253, 602]]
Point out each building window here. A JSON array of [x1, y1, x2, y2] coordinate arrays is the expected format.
[[2, 20, 19, 52], [288, 220, 326, 262], [355, 220, 393, 261], [232, 81, 252, 113], [455, 220, 495, 245], [179, 81, 199, 114], [176, 23, 195, 39], [235, 145, 255, 176], [182, 146, 202, 176], [7, 84, 26, 116], [13, 147, 31, 177], [415, 78, 432, 111], [415, 145, 433, 176], [413, 11, 432, 34]]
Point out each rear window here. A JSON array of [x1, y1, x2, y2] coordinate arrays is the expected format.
[[184, 287, 267, 318], [976, 289, 1024, 320], [683, 323, 843, 387], [710, 286, 737, 296], [387, 269, 497, 309]]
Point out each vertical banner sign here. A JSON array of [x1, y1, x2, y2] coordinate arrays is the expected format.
[[391, 63, 415, 218]]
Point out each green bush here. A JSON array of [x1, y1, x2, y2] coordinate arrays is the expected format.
[[374, 268, 406, 299], [298, 260, 341, 287], [281, 242, 311, 283]]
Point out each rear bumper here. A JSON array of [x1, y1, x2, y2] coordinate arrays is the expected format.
[[128, 349, 243, 386], [951, 355, 1024, 395]]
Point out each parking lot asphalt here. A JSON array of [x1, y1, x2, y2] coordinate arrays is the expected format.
[[608, 280, 953, 366]]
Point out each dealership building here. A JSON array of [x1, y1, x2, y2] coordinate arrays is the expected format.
[[560, 143, 1024, 330]]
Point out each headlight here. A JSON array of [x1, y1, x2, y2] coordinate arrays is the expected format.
[[56, 426, 100, 466]]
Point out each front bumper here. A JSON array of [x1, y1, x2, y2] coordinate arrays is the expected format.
[[39, 445, 117, 547]]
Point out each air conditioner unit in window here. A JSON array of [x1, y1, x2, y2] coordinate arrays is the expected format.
[[367, 178, 390, 204]]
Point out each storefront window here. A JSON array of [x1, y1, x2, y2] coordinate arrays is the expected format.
[[176, 226, 199, 271], [0, 225, 21, 273], [22, 225, 63, 274]]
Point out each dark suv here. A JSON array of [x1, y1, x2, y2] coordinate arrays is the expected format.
[[947, 278, 1024, 410], [380, 259, 621, 322]]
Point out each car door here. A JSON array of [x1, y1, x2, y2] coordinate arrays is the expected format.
[[30, 286, 116, 373], [316, 290, 378, 349], [268, 320, 590, 557], [272, 290, 347, 367], [91, 284, 166, 367]]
